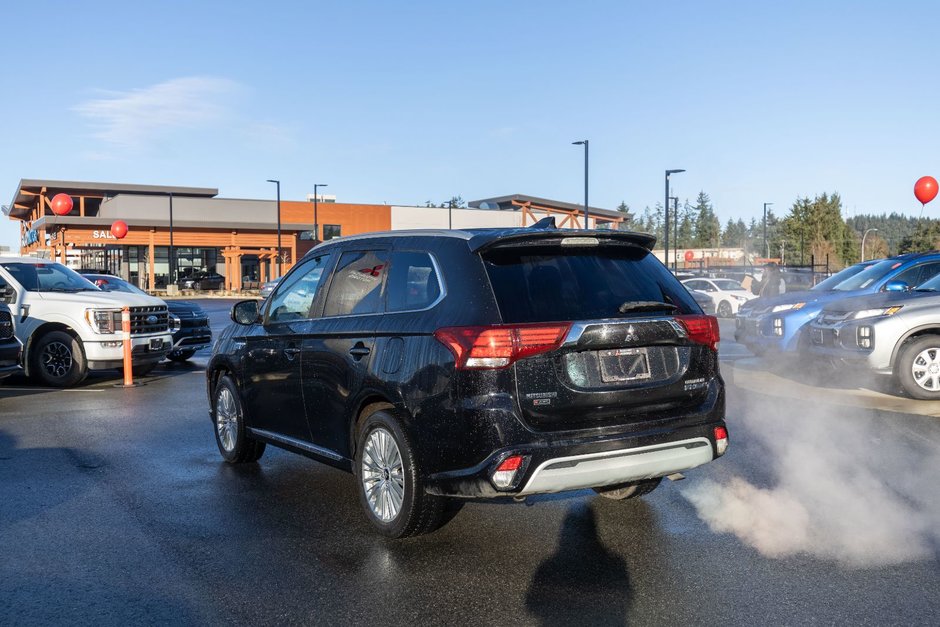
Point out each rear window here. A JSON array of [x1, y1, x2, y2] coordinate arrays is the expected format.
[[482, 246, 699, 323]]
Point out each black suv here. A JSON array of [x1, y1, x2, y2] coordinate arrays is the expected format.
[[207, 222, 728, 537]]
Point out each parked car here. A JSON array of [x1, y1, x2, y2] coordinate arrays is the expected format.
[[0, 304, 23, 380], [207, 222, 728, 537], [689, 288, 717, 315], [84, 273, 211, 363], [734, 255, 940, 355], [0, 257, 171, 387], [179, 272, 225, 291], [259, 277, 281, 299], [807, 271, 940, 399], [682, 277, 755, 317]]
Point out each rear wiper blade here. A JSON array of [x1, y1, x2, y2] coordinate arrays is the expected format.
[[618, 301, 679, 314]]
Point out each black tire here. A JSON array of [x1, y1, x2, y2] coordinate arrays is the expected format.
[[30, 330, 87, 388], [717, 300, 733, 318], [593, 477, 662, 500], [167, 349, 196, 362], [355, 409, 445, 538], [896, 336, 940, 400], [212, 375, 265, 463]]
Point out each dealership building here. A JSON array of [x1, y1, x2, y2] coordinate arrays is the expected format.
[[3, 179, 628, 292]]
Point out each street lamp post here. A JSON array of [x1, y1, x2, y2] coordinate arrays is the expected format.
[[861, 228, 878, 262], [572, 140, 589, 228], [312, 183, 328, 242], [665, 169, 685, 269], [266, 179, 282, 277], [168, 192, 175, 288], [669, 196, 679, 271], [763, 202, 773, 259]]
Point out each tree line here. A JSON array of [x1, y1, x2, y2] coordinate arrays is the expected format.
[[618, 191, 940, 270]]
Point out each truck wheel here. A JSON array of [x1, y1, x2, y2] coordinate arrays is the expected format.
[[355, 410, 445, 538], [593, 478, 662, 500], [31, 330, 87, 388], [897, 336, 940, 400], [212, 375, 265, 463], [717, 300, 733, 318], [167, 349, 196, 362]]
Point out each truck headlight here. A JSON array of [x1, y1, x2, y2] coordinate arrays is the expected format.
[[85, 309, 117, 334]]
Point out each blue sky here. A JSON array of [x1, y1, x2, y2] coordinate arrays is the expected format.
[[2, 1, 939, 251]]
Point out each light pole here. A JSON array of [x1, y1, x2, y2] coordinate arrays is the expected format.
[[763, 202, 773, 259], [665, 169, 685, 269], [312, 183, 327, 242], [669, 196, 679, 270], [572, 140, 589, 228], [168, 192, 175, 287], [861, 228, 878, 262], [266, 179, 281, 277]]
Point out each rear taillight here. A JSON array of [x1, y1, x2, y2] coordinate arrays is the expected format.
[[434, 323, 571, 369], [491, 454, 528, 490], [676, 314, 720, 351], [714, 425, 729, 456]]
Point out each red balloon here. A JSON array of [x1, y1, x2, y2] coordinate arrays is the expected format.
[[111, 220, 128, 239], [684, 250, 695, 262], [50, 193, 73, 216], [914, 176, 938, 205]]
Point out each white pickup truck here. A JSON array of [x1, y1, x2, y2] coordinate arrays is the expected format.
[[0, 256, 172, 387]]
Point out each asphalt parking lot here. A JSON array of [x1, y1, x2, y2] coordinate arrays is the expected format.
[[2, 302, 938, 625]]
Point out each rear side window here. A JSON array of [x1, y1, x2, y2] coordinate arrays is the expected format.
[[323, 251, 389, 317], [482, 246, 698, 323], [386, 252, 442, 312]]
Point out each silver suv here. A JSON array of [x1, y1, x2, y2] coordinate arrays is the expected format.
[[807, 272, 940, 399]]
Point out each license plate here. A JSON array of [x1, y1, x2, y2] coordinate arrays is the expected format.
[[598, 348, 651, 383], [150, 338, 164, 350], [811, 329, 824, 345]]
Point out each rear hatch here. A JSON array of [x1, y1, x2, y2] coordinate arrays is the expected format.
[[479, 234, 720, 432]]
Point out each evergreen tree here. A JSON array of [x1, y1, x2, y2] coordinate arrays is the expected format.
[[721, 218, 747, 247], [677, 199, 695, 248], [692, 191, 721, 247]]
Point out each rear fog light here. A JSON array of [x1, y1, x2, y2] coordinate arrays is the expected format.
[[714, 426, 729, 456], [492, 454, 527, 490]]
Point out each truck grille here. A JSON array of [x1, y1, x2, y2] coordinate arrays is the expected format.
[[0, 310, 12, 339], [130, 306, 169, 335]]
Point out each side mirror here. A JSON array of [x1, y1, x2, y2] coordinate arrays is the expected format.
[[885, 280, 909, 292], [231, 300, 260, 325]]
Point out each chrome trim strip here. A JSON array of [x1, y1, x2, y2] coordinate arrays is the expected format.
[[562, 316, 685, 347], [247, 428, 344, 461]]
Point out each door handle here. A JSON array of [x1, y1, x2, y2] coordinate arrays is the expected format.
[[284, 347, 301, 360], [349, 344, 371, 360]]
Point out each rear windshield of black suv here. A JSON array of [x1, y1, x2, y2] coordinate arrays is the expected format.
[[482, 246, 699, 323]]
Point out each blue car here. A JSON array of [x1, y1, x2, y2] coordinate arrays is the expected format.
[[735, 252, 940, 355]]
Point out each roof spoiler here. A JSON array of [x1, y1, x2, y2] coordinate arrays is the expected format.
[[468, 227, 656, 253]]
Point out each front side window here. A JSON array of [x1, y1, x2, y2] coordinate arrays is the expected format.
[[892, 262, 940, 289], [386, 252, 442, 312], [323, 251, 389, 317], [1, 262, 99, 293], [267, 254, 332, 323]]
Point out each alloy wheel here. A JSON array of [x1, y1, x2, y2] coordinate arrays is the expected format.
[[361, 427, 405, 523], [215, 386, 239, 453], [41, 341, 73, 379]]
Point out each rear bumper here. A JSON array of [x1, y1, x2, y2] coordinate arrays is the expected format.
[[425, 420, 726, 499], [518, 437, 713, 495]]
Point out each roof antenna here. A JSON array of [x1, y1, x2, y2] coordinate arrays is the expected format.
[[530, 216, 556, 230]]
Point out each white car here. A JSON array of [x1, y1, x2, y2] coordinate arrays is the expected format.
[[682, 277, 756, 318], [0, 257, 172, 387]]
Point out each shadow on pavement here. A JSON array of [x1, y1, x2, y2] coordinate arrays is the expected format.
[[525, 504, 632, 626]]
